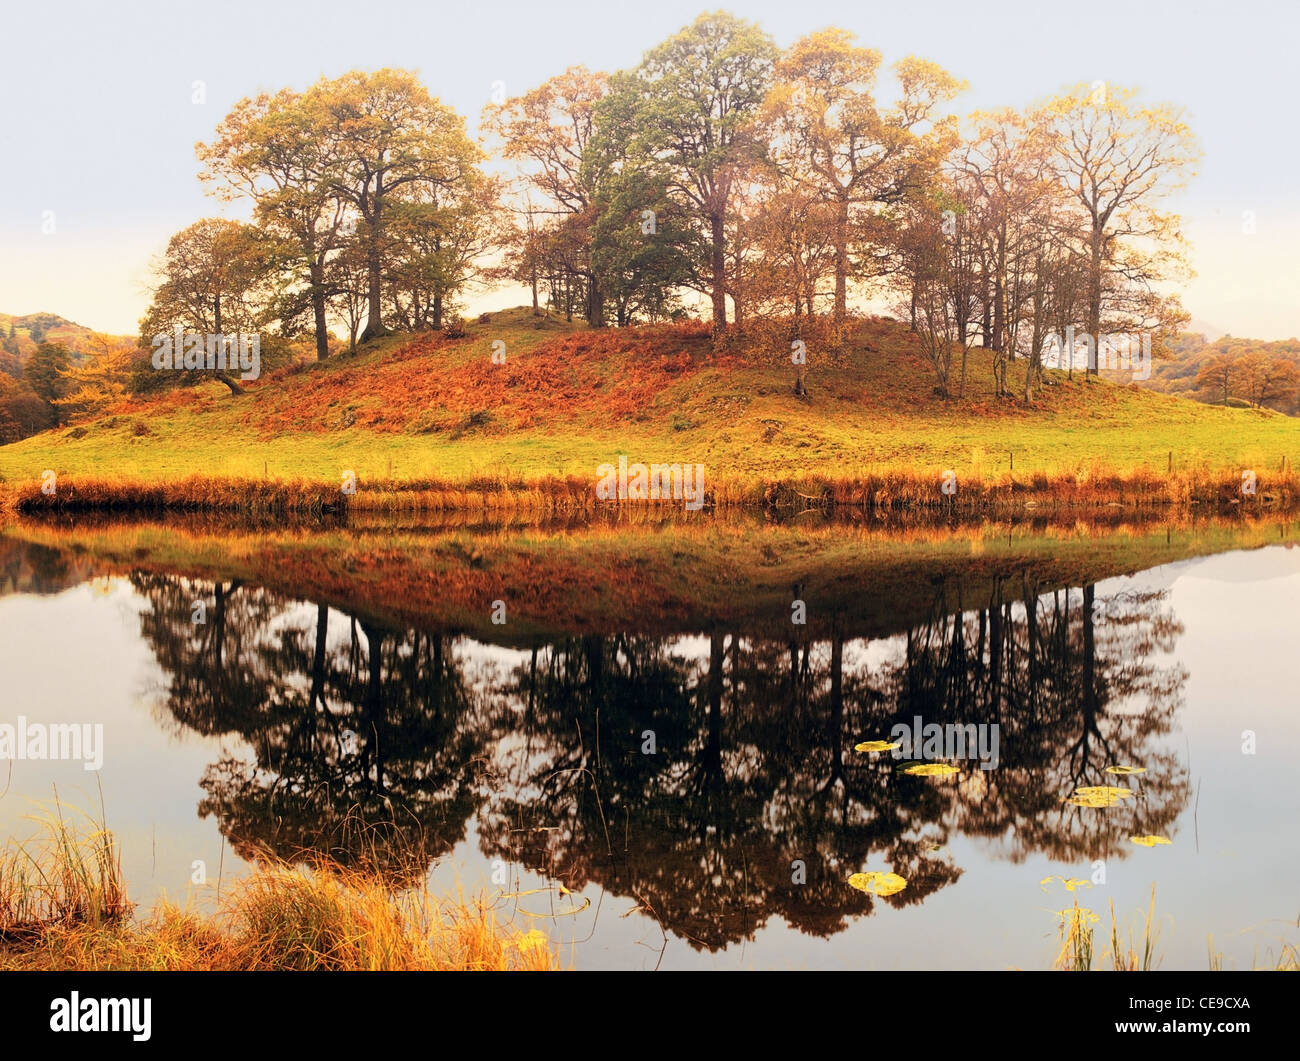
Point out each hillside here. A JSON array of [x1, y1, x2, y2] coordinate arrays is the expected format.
[[0, 311, 111, 369], [1140, 331, 1300, 414], [1, 307, 1299, 510]]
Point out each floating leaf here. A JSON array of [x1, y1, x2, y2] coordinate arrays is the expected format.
[[1041, 875, 1093, 893], [902, 762, 960, 777], [854, 740, 901, 753], [1067, 785, 1135, 808], [1105, 765, 1146, 775], [848, 871, 908, 897], [1129, 835, 1172, 847]]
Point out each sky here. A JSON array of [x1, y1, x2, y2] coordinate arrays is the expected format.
[[0, 0, 1295, 339]]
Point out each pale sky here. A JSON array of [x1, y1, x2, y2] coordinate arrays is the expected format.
[[0, 0, 1295, 338]]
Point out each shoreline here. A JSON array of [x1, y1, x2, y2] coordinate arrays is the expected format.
[[2, 466, 1296, 516]]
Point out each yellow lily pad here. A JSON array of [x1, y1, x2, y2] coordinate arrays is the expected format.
[[903, 762, 960, 777], [855, 740, 902, 753], [1105, 765, 1146, 775], [1067, 785, 1135, 807], [1129, 835, 1172, 847], [848, 871, 908, 897]]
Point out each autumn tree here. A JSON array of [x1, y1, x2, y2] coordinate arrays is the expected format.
[[52, 333, 134, 416], [483, 67, 609, 324], [305, 69, 484, 341], [1238, 350, 1300, 409], [599, 12, 778, 338], [1194, 347, 1240, 405], [199, 89, 350, 361], [1040, 84, 1200, 374], [137, 219, 278, 395], [765, 30, 963, 330]]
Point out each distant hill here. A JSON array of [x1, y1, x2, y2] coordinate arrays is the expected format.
[[1140, 331, 1300, 415], [0, 312, 137, 442], [0, 312, 118, 376]]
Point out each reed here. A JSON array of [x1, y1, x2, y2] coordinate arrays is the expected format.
[[4, 462, 1296, 516], [0, 801, 558, 971]]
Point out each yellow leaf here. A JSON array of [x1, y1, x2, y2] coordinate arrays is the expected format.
[[903, 762, 960, 777], [1067, 785, 1135, 807], [1129, 835, 1172, 847], [854, 740, 901, 753], [1105, 765, 1146, 775], [848, 871, 908, 897]]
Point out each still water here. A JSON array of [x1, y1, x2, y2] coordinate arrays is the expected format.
[[1, 517, 1297, 969]]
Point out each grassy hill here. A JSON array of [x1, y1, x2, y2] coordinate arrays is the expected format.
[[2, 307, 1299, 512]]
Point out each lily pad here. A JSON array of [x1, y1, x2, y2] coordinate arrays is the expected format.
[[1067, 785, 1135, 808], [1129, 835, 1172, 847], [854, 740, 902, 753], [901, 761, 960, 777], [848, 871, 908, 897], [1105, 765, 1147, 775]]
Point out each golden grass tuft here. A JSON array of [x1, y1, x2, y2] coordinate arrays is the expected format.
[[0, 802, 559, 971]]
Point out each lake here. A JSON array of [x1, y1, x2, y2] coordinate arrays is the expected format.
[[1, 511, 1297, 969]]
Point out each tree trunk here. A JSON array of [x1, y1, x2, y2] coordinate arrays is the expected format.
[[710, 211, 727, 337], [587, 277, 604, 328], [833, 197, 849, 325], [309, 260, 330, 361], [1086, 226, 1103, 376], [360, 180, 388, 341]]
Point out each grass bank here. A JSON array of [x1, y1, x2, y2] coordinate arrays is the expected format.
[[0, 803, 558, 971], [2, 310, 1298, 512]]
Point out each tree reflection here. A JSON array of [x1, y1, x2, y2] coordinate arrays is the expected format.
[[135, 571, 1191, 947]]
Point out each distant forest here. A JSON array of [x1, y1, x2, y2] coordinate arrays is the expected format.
[[1140, 333, 1300, 415]]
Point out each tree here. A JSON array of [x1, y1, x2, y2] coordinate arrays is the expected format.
[[138, 219, 277, 396], [1194, 348, 1240, 405], [1040, 85, 1200, 374], [52, 333, 134, 416], [305, 69, 483, 342], [950, 109, 1059, 396], [765, 30, 963, 329], [599, 13, 778, 338], [25, 342, 71, 417], [483, 67, 609, 325], [1239, 351, 1300, 410], [382, 169, 501, 331], [200, 89, 351, 362]]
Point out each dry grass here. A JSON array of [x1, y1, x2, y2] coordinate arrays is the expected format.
[[0, 802, 559, 971], [4, 463, 1296, 516], [1053, 888, 1161, 972]]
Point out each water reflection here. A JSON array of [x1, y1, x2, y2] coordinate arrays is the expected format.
[[105, 567, 1192, 950]]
